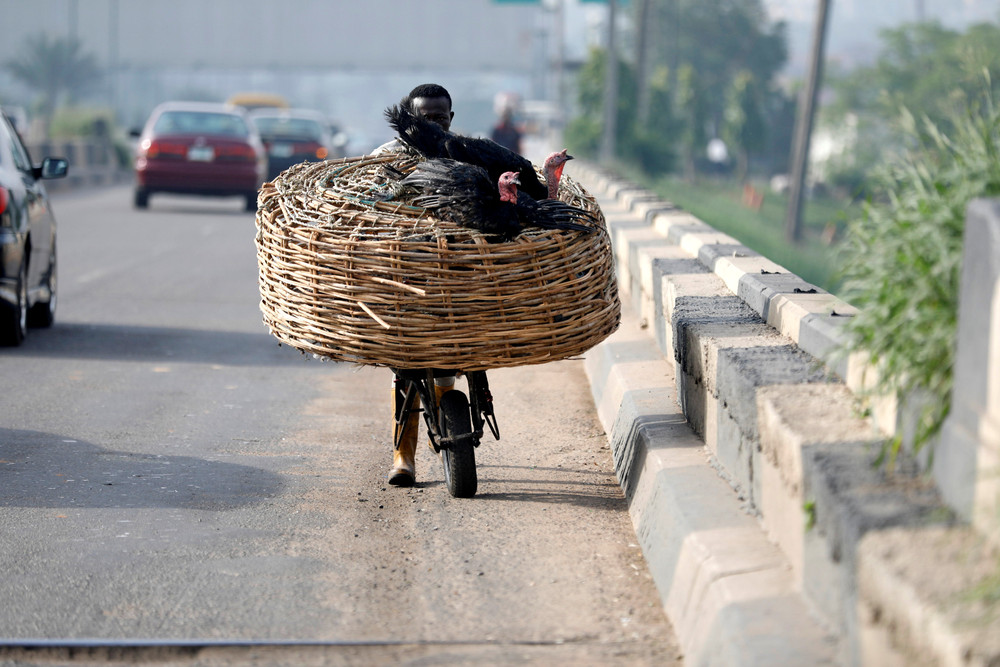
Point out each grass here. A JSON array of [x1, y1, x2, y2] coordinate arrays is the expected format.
[[617, 167, 859, 294]]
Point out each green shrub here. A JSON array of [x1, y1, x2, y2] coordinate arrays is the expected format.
[[564, 116, 601, 158], [838, 79, 1000, 452], [48, 107, 115, 139], [623, 126, 676, 175]]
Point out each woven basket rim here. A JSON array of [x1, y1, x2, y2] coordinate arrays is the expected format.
[[255, 153, 621, 370]]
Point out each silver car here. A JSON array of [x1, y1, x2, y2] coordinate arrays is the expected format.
[[0, 110, 68, 345]]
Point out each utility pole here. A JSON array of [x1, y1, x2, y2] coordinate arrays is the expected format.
[[68, 0, 78, 40], [554, 0, 566, 139], [599, 0, 619, 163], [110, 0, 119, 123], [784, 0, 831, 243], [635, 0, 653, 125]]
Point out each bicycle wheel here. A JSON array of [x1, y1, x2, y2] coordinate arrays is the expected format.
[[439, 390, 477, 498]]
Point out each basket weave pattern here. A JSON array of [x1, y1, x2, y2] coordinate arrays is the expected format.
[[255, 154, 620, 370]]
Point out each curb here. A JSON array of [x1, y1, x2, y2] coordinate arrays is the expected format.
[[574, 164, 998, 666], [585, 306, 839, 666]]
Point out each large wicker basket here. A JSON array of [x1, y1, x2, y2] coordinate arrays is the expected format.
[[254, 153, 620, 370]]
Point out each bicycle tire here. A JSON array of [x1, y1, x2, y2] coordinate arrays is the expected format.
[[439, 390, 477, 498]]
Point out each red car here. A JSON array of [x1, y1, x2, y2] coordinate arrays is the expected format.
[[132, 101, 266, 211], [249, 108, 338, 181]]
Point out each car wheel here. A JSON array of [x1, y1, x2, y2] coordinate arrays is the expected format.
[[28, 243, 56, 328], [134, 188, 150, 209], [244, 192, 257, 213], [0, 258, 28, 346]]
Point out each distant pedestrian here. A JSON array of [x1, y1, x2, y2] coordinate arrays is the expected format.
[[490, 107, 522, 155]]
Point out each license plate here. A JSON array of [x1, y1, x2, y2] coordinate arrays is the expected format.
[[187, 146, 215, 162], [270, 142, 293, 158]]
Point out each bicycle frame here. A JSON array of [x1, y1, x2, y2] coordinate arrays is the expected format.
[[391, 368, 500, 453]]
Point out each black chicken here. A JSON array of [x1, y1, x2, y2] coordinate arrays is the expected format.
[[385, 102, 549, 201], [397, 158, 595, 241]]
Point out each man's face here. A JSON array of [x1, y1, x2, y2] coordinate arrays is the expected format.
[[411, 96, 453, 132]]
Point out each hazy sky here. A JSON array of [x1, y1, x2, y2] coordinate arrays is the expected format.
[[1, 0, 996, 146]]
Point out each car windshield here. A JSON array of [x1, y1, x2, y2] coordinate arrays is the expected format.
[[252, 117, 324, 140], [153, 111, 249, 137]]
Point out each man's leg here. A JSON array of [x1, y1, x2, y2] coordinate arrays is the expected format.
[[429, 376, 457, 452], [389, 375, 419, 486]]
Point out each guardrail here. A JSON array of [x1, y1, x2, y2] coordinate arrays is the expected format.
[[27, 138, 129, 192], [575, 161, 1000, 666]]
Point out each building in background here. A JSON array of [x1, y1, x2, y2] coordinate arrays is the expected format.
[[1, 0, 996, 151], [0, 0, 610, 152]]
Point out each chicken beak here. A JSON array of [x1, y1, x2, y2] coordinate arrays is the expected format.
[[513, 176, 522, 186], [565, 154, 575, 160]]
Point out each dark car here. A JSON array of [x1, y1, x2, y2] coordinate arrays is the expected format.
[[248, 108, 337, 180], [132, 101, 266, 211], [0, 110, 67, 346]]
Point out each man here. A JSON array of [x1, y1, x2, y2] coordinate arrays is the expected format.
[[373, 83, 454, 155], [372, 83, 458, 487], [490, 107, 522, 154]]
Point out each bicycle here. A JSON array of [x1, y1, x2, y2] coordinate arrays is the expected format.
[[390, 368, 499, 498]]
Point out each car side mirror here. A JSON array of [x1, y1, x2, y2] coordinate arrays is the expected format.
[[35, 157, 69, 180]]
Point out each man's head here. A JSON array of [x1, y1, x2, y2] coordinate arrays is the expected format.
[[405, 83, 454, 132]]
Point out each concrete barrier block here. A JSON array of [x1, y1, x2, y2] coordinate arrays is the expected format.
[[664, 270, 777, 476], [619, 188, 660, 212], [715, 344, 834, 442], [608, 182, 649, 202], [756, 384, 877, 625], [733, 271, 821, 322], [651, 209, 714, 242], [661, 268, 764, 379], [857, 526, 1000, 667], [802, 439, 948, 663], [653, 256, 707, 358], [713, 254, 787, 295], [635, 244, 691, 335], [583, 319, 670, 435], [757, 383, 872, 497], [661, 270, 719, 356], [586, 313, 839, 666], [797, 309, 857, 380], [613, 226, 661, 302], [712, 399, 758, 503], [841, 354, 899, 438], [605, 203, 652, 237], [764, 292, 843, 343], [708, 345, 834, 507], [632, 198, 678, 223], [678, 232, 742, 263], [695, 242, 761, 276], [667, 291, 780, 495]]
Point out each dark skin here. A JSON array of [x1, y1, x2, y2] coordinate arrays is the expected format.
[[410, 96, 453, 132]]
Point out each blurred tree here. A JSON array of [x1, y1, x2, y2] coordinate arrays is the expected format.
[[863, 21, 1000, 130], [648, 0, 787, 135], [5, 33, 103, 137], [723, 70, 767, 183], [571, 0, 788, 177], [568, 47, 632, 155], [674, 63, 708, 181], [821, 20, 1000, 194], [566, 47, 676, 174], [624, 64, 676, 174]]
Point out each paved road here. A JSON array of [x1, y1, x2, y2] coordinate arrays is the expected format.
[[0, 186, 679, 665]]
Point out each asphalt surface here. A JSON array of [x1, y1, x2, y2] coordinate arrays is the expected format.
[[0, 185, 679, 665]]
